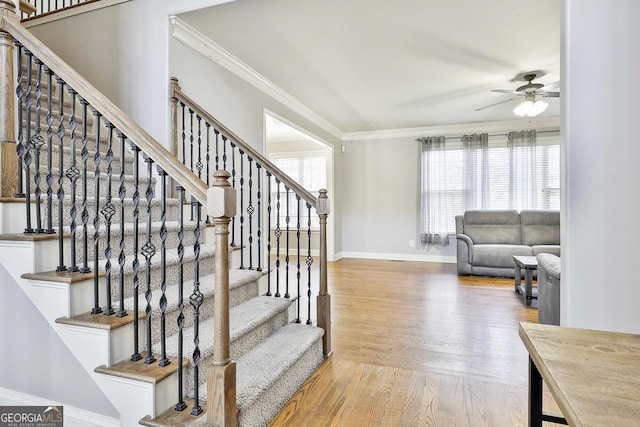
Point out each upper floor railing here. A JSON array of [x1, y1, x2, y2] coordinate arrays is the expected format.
[[19, 0, 96, 20]]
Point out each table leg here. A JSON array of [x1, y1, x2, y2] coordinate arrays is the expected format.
[[525, 268, 533, 306], [514, 262, 521, 293], [529, 356, 543, 427]]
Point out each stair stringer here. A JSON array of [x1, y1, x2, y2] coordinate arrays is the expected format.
[[0, 237, 177, 426]]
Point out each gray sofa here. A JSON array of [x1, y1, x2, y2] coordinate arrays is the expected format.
[[456, 210, 560, 277], [537, 253, 561, 325]]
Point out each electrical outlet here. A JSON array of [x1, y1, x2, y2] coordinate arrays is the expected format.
[[409, 240, 415, 247]]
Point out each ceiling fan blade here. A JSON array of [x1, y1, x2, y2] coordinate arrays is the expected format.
[[540, 81, 560, 91], [541, 91, 560, 98], [491, 89, 522, 95], [475, 98, 515, 111]]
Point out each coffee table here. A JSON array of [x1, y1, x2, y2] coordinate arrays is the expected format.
[[513, 255, 538, 306]]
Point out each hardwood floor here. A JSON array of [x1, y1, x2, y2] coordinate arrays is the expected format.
[[269, 258, 560, 426]]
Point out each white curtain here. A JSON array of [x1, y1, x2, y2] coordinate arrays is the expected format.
[[420, 136, 449, 246], [508, 130, 537, 209], [462, 133, 489, 210]]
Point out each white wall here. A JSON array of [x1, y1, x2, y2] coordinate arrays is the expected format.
[[561, 0, 640, 332], [0, 265, 118, 418]]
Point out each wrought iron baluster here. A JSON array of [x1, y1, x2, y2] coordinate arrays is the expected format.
[[55, 77, 66, 272], [190, 199, 203, 416], [45, 66, 54, 234], [102, 123, 117, 317], [214, 129, 220, 170], [15, 42, 24, 198], [230, 141, 236, 247], [285, 186, 290, 298], [275, 179, 281, 297], [130, 143, 142, 362], [158, 167, 170, 367], [65, 88, 80, 272], [79, 98, 91, 273], [174, 185, 187, 412], [189, 109, 194, 173], [306, 203, 313, 324], [296, 194, 301, 323], [256, 164, 262, 271], [196, 115, 202, 179], [23, 49, 33, 233], [266, 171, 272, 296], [180, 102, 186, 166], [116, 131, 127, 318], [142, 156, 156, 365], [239, 149, 244, 268], [205, 123, 211, 185], [222, 135, 227, 169], [32, 58, 44, 233], [247, 156, 254, 270], [90, 110, 104, 314]]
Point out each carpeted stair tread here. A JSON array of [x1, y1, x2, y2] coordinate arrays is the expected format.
[[235, 324, 323, 409], [120, 269, 262, 314], [158, 296, 292, 363]]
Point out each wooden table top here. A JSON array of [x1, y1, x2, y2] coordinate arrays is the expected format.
[[513, 255, 538, 267], [519, 322, 640, 427]]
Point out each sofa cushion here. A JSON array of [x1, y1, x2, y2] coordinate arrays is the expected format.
[[521, 210, 560, 246], [532, 245, 561, 257], [472, 244, 533, 268], [463, 210, 521, 245]]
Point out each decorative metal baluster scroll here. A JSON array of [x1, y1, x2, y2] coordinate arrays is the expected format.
[[130, 143, 142, 362], [306, 202, 313, 324], [190, 199, 204, 416], [174, 184, 187, 412], [54, 76, 66, 272], [116, 131, 127, 318], [102, 123, 117, 316], [142, 155, 156, 365], [45, 66, 54, 234], [65, 88, 80, 272], [239, 149, 244, 268], [266, 171, 272, 296], [79, 98, 91, 274], [32, 58, 44, 233], [247, 156, 254, 269], [256, 163, 262, 271], [275, 179, 281, 297], [285, 186, 290, 298], [23, 49, 33, 233], [91, 109, 104, 314], [158, 166, 170, 367]]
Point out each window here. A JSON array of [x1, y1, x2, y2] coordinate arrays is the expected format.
[[270, 154, 327, 229], [421, 132, 560, 235]]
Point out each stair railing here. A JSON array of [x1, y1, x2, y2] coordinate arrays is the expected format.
[[170, 77, 332, 358], [19, 0, 98, 21], [0, 4, 237, 425]]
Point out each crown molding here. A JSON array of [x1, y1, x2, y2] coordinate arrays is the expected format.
[[342, 116, 561, 141], [170, 16, 343, 140]]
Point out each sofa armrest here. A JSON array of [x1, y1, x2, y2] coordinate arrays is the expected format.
[[456, 233, 474, 275]]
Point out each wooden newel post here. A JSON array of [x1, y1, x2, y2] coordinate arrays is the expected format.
[[206, 170, 237, 427], [169, 77, 180, 200], [316, 189, 331, 357], [0, 1, 18, 198]]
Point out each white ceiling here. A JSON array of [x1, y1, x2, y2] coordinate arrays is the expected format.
[[179, 0, 561, 135]]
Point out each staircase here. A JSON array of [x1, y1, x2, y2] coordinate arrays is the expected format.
[[0, 4, 330, 426]]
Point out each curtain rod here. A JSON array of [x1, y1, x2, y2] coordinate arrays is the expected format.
[[416, 129, 559, 142]]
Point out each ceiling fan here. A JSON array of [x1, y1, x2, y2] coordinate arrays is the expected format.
[[476, 73, 560, 116]]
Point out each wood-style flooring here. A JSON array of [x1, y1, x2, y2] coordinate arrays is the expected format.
[[269, 258, 561, 426]]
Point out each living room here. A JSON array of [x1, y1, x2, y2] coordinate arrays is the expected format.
[[15, 0, 640, 424]]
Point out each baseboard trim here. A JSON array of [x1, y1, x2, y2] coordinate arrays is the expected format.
[[0, 387, 120, 427], [341, 251, 456, 264]]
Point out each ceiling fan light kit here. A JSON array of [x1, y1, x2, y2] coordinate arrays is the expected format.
[[477, 72, 559, 116], [513, 93, 549, 117]]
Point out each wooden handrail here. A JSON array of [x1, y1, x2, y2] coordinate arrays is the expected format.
[[19, 0, 36, 15], [0, 14, 208, 204], [172, 84, 318, 210]]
